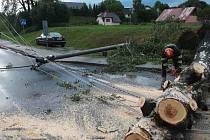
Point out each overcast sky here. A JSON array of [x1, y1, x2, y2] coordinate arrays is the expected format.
[[62, 0, 210, 7]]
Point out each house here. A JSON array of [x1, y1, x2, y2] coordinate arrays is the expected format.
[[96, 12, 121, 25], [62, 2, 84, 9], [156, 7, 198, 23]]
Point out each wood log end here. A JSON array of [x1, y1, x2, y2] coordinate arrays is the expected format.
[[189, 99, 198, 111], [157, 98, 187, 125], [125, 128, 152, 140], [192, 63, 205, 76]]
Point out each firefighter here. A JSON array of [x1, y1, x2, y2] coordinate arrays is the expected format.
[[161, 44, 182, 88]]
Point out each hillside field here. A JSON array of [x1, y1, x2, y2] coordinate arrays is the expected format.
[[21, 24, 153, 49], [0, 23, 201, 49]]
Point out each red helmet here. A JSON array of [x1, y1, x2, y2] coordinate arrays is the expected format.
[[165, 48, 174, 58]]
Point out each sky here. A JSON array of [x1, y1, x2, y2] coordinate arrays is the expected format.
[[62, 0, 210, 7]]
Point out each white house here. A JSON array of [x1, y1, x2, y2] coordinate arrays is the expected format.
[[96, 12, 121, 25]]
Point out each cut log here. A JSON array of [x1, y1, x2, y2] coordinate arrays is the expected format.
[[157, 98, 187, 125], [154, 86, 196, 127], [124, 117, 170, 140]]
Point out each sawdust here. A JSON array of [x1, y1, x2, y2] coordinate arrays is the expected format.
[[113, 83, 163, 98], [0, 114, 81, 139]]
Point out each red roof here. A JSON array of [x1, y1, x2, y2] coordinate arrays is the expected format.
[[156, 7, 196, 22]]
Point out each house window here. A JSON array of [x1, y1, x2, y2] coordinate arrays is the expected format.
[[106, 18, 111, 22]]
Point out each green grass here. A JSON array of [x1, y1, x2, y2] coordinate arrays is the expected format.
[[20, 24, 153, 49], [0, 23, 201, 50]]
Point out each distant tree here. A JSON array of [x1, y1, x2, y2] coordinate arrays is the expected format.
[[100, 0, 124, 19], [133, 0, 143, 23], [2, 0, 37, 14], [30, 0, 69, 26], [80, 3, 89, 16], [132, 0, 156, 23], [154, 1, 169, 15], [88, 4, 93, 16], [144, 8, 158, 22], [197, 7, 210, 20], [179, 0, 209, 9], [93, 4, 100, 17], [99, 2, 106, 13]]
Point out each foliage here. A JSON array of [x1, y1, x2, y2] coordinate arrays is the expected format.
[[197, 7, 210, 20], [154, 1, 169, 14], [132, 0, 158, 23], [1, 0, 18, 14], [107, 22, 197, 72], [30, 0, 69, 27], [179, 0, 209, 9], [101, 0, 125, 19], [1, 0, 37, 14]]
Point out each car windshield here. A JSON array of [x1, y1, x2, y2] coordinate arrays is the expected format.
[[40, 32, 62, 38], [48, 32, 62, 37]]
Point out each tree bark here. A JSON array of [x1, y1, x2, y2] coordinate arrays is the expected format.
[[125, 29, 210, 140]]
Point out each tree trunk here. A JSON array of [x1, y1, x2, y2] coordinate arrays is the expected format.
[[154, 86, 197, 128], [125, 28, 210, 140], [155, 31, 210, 127]]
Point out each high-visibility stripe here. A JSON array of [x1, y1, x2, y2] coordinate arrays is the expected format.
[[178, 55, 182, 59]]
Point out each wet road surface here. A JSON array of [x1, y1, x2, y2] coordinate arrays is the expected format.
[[0, 47, 164, 139]]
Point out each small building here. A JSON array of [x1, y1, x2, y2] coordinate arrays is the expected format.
[[62, 2, 84, 9], [96, 12, 121, 26], [156, 7, 198, 23]]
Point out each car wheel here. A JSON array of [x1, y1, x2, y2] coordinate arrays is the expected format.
[[61, 44, 65, 47]]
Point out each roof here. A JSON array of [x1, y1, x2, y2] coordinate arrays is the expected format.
[[61, 2, 84, 9], [179, 7, 196, 20], [98, 12, 121, 23], [156, 7, 196, 22]]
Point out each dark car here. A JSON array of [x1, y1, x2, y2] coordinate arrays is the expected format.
[[35, 32, 66, 47]]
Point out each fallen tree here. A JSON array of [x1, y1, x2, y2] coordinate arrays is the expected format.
[[124, 29, 210, 140]]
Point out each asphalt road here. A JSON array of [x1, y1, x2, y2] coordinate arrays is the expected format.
[[0, 45, 167, 139], [0, 47, 144, 139]]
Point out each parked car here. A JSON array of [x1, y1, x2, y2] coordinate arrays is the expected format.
[[35, 32, 66, 47]]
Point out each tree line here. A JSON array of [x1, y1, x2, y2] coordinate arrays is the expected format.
[[0, 0, 210, 31]]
